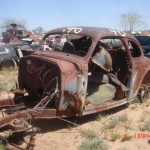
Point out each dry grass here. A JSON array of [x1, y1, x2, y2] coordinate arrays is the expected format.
[[0, 67, 18, 97], [78, 129, 109, 150], [0, 68, 150, 150], [138, 110, 150, 131], [0, 141, 5, 150]]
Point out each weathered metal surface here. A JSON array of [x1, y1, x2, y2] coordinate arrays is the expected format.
[[0, 98, 14, 108], [91, 47, 112, 72], [83, 98, 134, 115], [22, 27, 150, 114], [0, 112, 31, 132], [1, 26, 150, 148]]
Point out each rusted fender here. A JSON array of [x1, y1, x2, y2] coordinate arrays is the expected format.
[[0, 97, 14, 108]]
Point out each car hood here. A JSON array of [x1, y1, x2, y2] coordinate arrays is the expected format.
[[30, 51, 87, 73]]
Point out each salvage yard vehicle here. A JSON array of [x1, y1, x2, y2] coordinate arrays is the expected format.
[[135, 35, 150, 54], [0, 42, 35, 69], [135, 35, 150, 58], [0, 26, 150, 148]]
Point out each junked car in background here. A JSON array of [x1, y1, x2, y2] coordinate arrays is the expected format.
[[0, 27, 150, 148], [21, 38, 39, 48], [0, 42, 35, 68], [135, 35, 150, 57]]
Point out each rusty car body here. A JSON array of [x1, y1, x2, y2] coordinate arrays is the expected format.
[[1, 23, 32, 44], [0, 27, 150, 147]]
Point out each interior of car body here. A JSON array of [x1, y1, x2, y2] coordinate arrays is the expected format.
[[87, 38, 130, 103]]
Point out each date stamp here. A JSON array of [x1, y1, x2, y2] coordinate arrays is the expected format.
[[124, 133, 150, 139], [134, 133, 150, 139]]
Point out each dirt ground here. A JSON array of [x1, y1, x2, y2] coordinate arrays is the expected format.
[[32, 101, 150, 150], [0, 68, 150, 150]]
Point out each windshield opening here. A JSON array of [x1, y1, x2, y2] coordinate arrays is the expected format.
[[39, 33, 92, 57]]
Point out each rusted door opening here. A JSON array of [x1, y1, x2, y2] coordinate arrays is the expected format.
[[86, 37, 131, 104]]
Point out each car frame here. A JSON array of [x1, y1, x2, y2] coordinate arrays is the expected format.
[[0, 26, 150, 139]]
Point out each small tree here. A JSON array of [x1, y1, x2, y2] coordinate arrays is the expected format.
[[32, 27, 44, 36], [119, 11, 146, 33], [0, 18, 27, 29]]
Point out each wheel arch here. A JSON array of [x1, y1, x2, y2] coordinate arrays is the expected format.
[[128, 69, 150, 100], [141, 70, 150, 85]]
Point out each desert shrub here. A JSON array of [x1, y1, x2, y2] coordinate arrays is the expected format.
[[139, 120, 150, 131], [101, 119, 119, 132], [109, 132, 120, 142], [128, 103, 139, 110], [118, 114, 128, 122], [79, 129, 97, 139], [79, 137, 108, 150], [85, 130, 97, 139], [96, 113, 107, 121]]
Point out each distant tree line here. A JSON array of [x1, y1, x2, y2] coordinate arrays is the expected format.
[[0, 12, 148, 36]]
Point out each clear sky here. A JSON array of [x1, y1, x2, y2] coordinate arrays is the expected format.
[[0, 0, 149, 31]]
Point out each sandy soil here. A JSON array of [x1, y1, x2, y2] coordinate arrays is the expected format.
[[0, 91, 149, 150], [0, 68, 149, 150], [0, 69, 150, 150], [32, 102, 150, 150]]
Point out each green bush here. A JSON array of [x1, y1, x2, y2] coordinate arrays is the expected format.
[[79, 137, 108, 150]]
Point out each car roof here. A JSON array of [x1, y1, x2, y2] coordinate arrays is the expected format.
[[135, 35, 150, 45], [0, 43, 35, 51], [45, 26, 134, 40], [0, 42, 30, 47]]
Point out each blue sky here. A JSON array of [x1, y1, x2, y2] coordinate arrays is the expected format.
[[0, 0, 149, 31]]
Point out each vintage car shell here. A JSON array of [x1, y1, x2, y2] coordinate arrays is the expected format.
[[0, 27, 150, 136]]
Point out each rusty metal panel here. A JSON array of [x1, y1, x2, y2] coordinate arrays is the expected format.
[[1, 26, 150, 148]]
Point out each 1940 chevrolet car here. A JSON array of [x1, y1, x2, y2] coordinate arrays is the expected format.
[[0, 27, 150, 137]]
